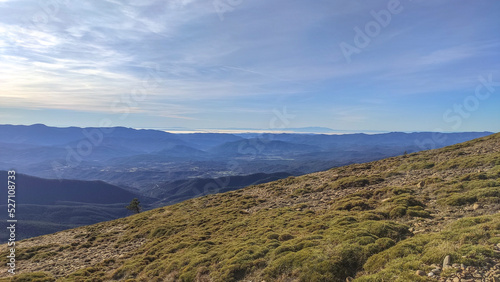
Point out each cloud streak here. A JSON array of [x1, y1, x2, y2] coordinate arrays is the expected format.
[[0, 0, 499, 131]]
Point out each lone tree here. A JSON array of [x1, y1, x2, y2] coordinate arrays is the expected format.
[[126, 198, 141, 214]]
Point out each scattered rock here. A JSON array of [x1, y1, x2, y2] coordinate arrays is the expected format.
[[417, 181, 425, 188], [416, 270, 426, 276], [443, 255, 451, 269], [428, 272, 435, 277], [472, 203, 481, 210]]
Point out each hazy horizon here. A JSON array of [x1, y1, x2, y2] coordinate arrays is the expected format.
[[0, 123, 496, 136]]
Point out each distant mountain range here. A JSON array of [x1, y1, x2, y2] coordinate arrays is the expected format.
[[0, 124, 494, 240], [0, 124, 491, 189]]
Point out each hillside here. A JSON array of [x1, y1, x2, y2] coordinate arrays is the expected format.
[[1, 133, 500, 281], [147, 172, 293, 204], [0, 172, 145, 241], [0, 172, 140, 205]]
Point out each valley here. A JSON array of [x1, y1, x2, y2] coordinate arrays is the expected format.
[[0, 131, 499, 281], [0, 125, 493, 241]]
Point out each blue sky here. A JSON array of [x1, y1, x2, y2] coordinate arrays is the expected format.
[[0, 0, 499, 132]]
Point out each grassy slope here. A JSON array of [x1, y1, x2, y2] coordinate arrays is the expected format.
[[1, 133, 499, 282]]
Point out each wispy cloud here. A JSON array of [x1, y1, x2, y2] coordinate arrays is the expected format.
[[0, 0, 499, 131]]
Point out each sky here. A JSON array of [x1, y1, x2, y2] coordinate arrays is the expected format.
[[0, 0, 499, 132]]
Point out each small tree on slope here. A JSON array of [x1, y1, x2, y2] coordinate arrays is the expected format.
[[126, 198, 141, 214]]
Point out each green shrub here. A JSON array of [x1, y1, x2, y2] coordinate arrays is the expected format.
[[406, 206, 431, 218], [360, 213, 384, 221], [361, 214, 500, 278], [461, 173, 488, 181], [375, 238, 396, 250], [400, 161, 435, 170], [440, 187, 500, 206], [278, 233, 294, 241], [441, 194, 477, 206], [274, 245, 295, 255], [389, 206, 407, 218], [387, 194, 424, 207], [332, 176, 369, 189], [357, 236, 376, 245], [363, 239, 426, 273], [267, 233, 279, 240], [391, 187, 414, 195], [331, 175, 384, 190], [11, 272, 56, 282], [357, 221, 410, 240], [333, 197, 372, 211], [333, 216, 357, 226]]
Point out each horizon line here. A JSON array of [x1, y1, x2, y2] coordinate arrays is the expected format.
[[0, 123, 496, 135]]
